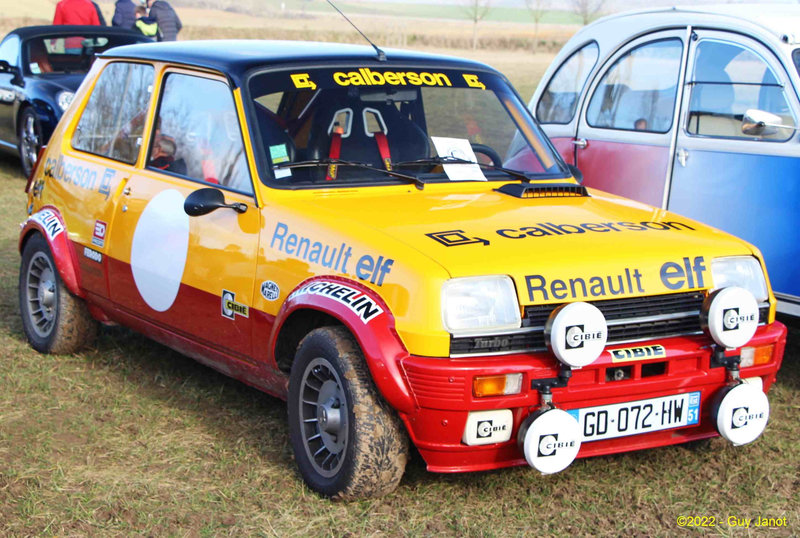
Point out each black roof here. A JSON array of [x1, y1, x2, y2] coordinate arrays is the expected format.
[[6, 25, 152, 41], [102, 39, 499, 87]]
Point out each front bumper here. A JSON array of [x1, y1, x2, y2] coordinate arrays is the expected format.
[[397, 322, 787, 473]]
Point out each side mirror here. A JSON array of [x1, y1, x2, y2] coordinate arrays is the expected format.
[[741, 108, 795, 137], [184, 187, 247, 216], [567, 164, 584, 184], [0, 60, 10, 73]]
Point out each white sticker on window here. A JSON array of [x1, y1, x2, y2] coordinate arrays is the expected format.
[[29, 63, 41, 75], [431, 137, 486, 182]]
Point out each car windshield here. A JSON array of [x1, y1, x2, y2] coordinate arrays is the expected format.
[[247, 66, 566, 187], [23, 34, 144, 76]]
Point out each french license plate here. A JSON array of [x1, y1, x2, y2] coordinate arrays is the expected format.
[[567, 392, 701, 442]]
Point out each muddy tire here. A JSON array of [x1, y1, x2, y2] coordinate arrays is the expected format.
[[19, 234, 97, 353], [288, 326, 408, 499]]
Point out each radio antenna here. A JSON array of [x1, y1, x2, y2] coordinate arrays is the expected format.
[[325, 0, 386, 62]]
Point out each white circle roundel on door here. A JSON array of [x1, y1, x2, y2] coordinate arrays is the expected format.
[[130, 189, 190, 312]]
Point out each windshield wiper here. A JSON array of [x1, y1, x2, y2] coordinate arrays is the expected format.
[[394, 156, 534, 182], [276, 158, 425, 190]]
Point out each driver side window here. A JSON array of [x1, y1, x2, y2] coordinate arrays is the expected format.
[[150, 73, 252, 194]]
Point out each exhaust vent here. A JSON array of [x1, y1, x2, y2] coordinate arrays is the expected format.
[[496, 182, 589, 199]]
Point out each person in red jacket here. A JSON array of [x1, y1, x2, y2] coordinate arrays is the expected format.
[[53, 0, 100, 25]]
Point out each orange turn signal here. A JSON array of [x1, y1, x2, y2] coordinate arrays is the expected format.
[[740, 344, 774, 368], [473, 373, 523, 397]]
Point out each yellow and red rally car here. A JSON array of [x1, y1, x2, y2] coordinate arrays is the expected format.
[[19, 40, 786, 499]]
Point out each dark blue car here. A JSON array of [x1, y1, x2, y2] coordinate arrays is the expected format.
[[0, 25, 151, 177]]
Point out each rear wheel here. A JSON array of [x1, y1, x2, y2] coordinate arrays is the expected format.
[[19, 234, 97, 353], [288, 326, 408, 499], [18, 107, 42, 179]]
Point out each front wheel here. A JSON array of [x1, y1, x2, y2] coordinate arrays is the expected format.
[[19, 234, 97, 353], [18, 107, 43, 179], [288, 326, 408, 499]]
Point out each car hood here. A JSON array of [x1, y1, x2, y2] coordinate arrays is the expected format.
[[274, 184, 757, 305], [30, 73, 85, 93]]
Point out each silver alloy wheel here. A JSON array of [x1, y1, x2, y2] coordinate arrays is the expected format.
[[24, 251, 57, 339], [20, 112, 40, 174], [298, 357, 348, 478]]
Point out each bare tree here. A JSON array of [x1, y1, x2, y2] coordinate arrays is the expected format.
[[525, 0, 549, 52], [464, 0, 491, 50], [570, 0, 605, 25]]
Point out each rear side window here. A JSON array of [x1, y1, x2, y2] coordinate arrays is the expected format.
[[150, 73, 251, 194], [536, 42, 598, 124], [687, 40, 796, 141], [72, 62, 154, 164], [586, 39, 682, 133]]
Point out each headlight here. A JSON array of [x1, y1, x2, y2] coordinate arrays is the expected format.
[[56, 91, 75, 112], [442, 275, 521, 335], [711, 256, 768, 302]]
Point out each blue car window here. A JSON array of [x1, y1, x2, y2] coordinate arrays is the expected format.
[[537, 41, 599, 124], [586, 39, 683, 133], [687, 40, 796, 141]]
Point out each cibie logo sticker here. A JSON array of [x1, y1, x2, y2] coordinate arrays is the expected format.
[[610, 344, 666, 363], [290, 281, 383, 323], [92, 220, 107, 247], [731, 406, 764, 429], [221, 290, 249, 320], [290, 73, 317, 90], [31, 209, 64, 240], [537, 433, 576, 458], [260, 280, 280, 301], [723, 307, 755, 332], [564, 324, 604, 349]]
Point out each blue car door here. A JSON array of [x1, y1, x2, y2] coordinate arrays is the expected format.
[[668, 30, 800, 315]]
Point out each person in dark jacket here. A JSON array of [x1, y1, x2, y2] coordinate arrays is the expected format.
[[146, 0, 182, 41], [112, 0, 137, 29]]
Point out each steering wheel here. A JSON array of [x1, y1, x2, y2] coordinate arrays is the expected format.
[[470, 143, 503, 167]]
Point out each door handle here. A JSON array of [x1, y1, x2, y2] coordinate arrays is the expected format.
[[572, 138, 588, 149], [676, 148, 689, 167]]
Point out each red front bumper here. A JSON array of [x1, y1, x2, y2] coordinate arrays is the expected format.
[[397, 323, 787, 473]]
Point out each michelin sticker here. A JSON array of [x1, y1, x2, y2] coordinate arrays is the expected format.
[[290, 281, 384, 323], [260, 280, 280, 301], [31, 209, 64, 240]]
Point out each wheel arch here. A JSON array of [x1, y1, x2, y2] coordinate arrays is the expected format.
[[271, 276, 414, 414], [19, 207, 83, 298]]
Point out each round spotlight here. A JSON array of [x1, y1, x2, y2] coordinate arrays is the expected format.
[[545, 302, 608, 368], [518, 408, 582, 474], [702, 287, 759, 349], [713, 382, 770, 446]]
